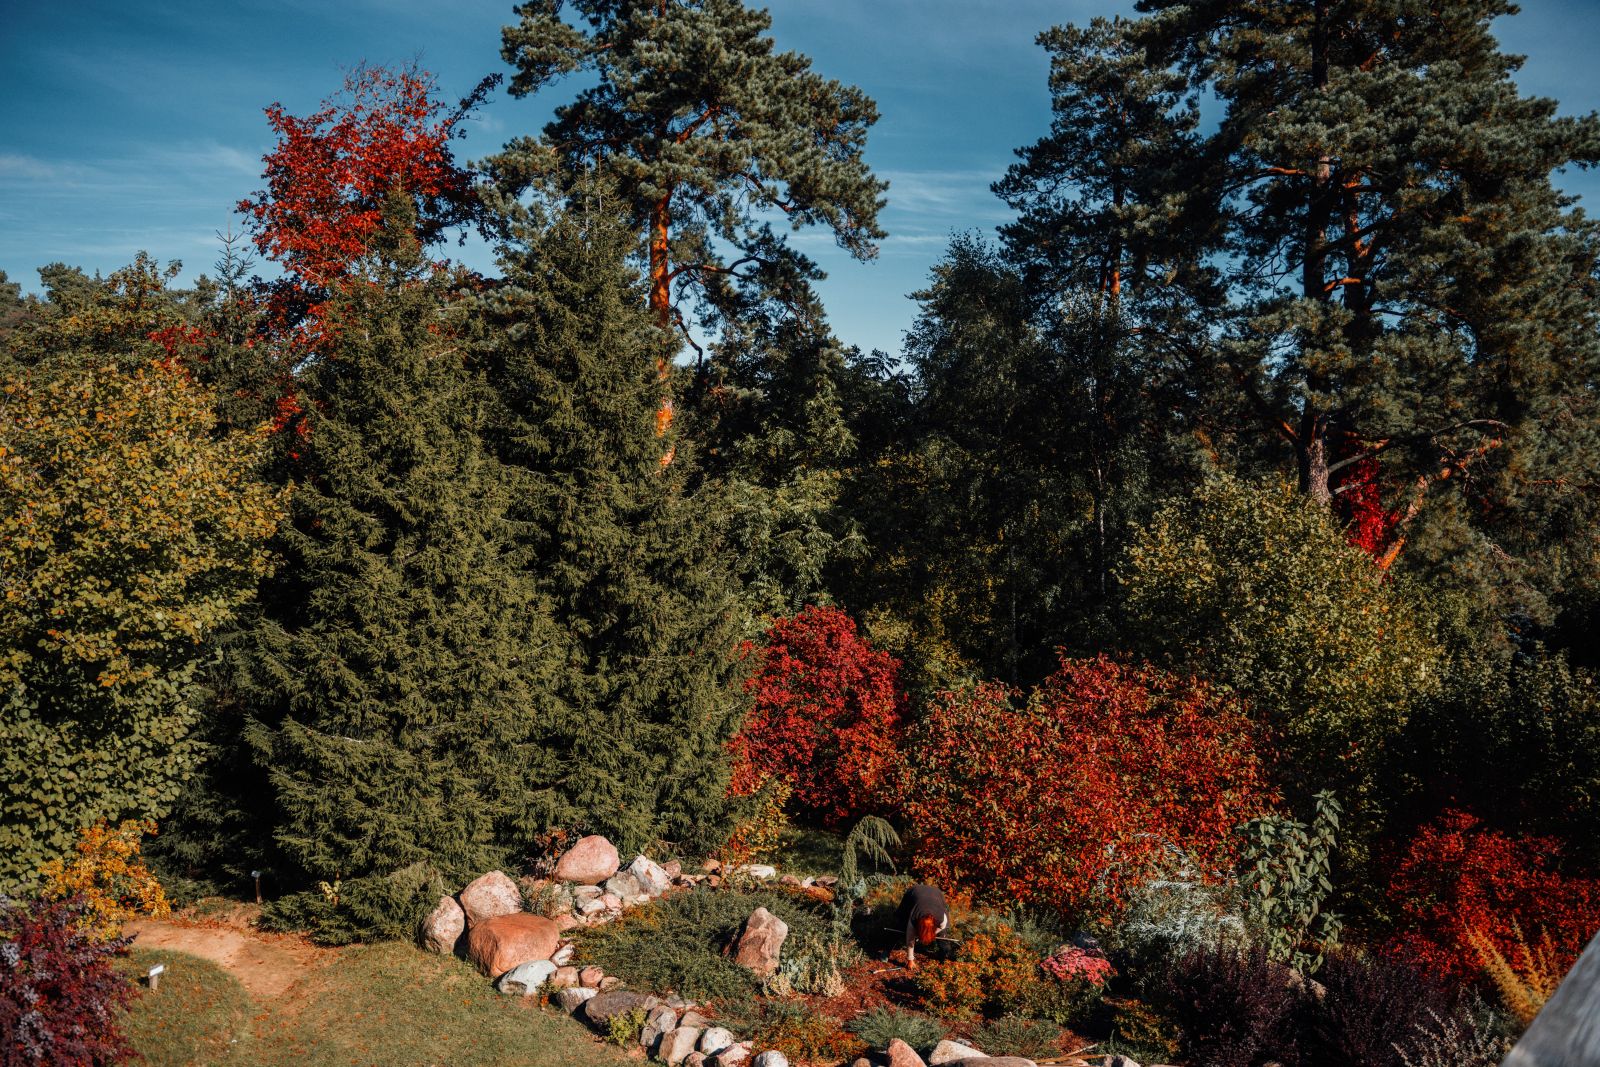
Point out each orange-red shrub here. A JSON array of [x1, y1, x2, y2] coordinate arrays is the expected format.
[[728, 606, 907, 827], [899, 655, 1276, 919], [1383, 808, 1600, 979]]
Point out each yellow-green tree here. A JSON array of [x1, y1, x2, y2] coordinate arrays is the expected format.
[[0, 361, 283, 891], [1121, 476, 1441, 806]]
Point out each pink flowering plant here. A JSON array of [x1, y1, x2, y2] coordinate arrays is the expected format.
[[1041, 944, 1116, 986]]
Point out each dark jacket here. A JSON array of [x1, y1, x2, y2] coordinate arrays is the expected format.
[[895, 883, 950, 948]]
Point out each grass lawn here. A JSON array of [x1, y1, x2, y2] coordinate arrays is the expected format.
[[121, 942, 633, 1067]]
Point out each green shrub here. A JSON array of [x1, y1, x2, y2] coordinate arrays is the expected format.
[[1238, 791, 1343, 973], [572, 886, 832, 1003], [1104, 998, 1182, 1065], [846, 1006, 945, 1056], [971, 1014, 1063, 1059], [607, 1006, 648, 1047], [259, 862, 447, 946]]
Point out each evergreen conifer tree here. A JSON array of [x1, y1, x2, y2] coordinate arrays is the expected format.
[[493, 0, 887, 393], [480, 204, 750, 854], [1011, 1, 1600, 632], [241, 202, 554, 883]]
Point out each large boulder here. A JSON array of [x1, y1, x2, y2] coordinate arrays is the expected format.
[[699, 1026, 736, 1054], [930, 1041, 986, 1064], [466, 912, 561, 978], [555, 835, 620, 885], [418, 894, 465, 954], [661, 1026, 703, 1066], [888, 1039, 928, 1067], [630, 854, 673, 896], [556, 986, 597, 1013], [732, 907, 789, 977], [458, 871, 523, 928], [582, 989, 657, 1029], [497, 959, 557, 996]]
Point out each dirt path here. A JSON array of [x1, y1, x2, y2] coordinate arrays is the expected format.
[[126, 914, 335, 999]]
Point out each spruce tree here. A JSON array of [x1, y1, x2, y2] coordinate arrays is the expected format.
[[480, 205, 750, 854], [685, 279, 862, 618], [241, 204, 554, 883]]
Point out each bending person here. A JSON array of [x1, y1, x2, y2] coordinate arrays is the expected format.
[[895, 882, 950, 969]]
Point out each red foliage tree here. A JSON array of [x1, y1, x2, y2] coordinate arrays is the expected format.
[[728, 605, 907, 827], [899, 655, 1277, 919], [239, 64, 484, 290], [1383, 808, 1600, 979]]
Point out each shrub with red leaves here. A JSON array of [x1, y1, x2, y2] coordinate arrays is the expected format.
[[728, 606, 907, 827], [1383, 808, 1600, 980], [899, 655, 1276, 919], [1331, 442, 1400, 561], [0, 895, 133, 1067]]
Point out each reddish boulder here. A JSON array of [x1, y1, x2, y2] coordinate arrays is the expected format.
[[466, 912, 561, 978], [554, 835, 620, 885], [887, 1039, 928, 1067], [732, 907, 789, 977]]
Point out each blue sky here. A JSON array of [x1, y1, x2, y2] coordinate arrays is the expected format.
[[3, 0, 1597, 357]]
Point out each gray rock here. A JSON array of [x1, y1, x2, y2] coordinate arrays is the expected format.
[[732, 907, 789, 977], [680, 1010, 711, 1029], [572, 884, 604, 903], [699, 1026, 736, 1054], [731, 863, 777, 880], [604, 870, 644, 899], [582, 989, 656, 1028], [630, 854, 673, 896], [458, 871, 523, 928], [496, 959, 557, 995], [709, 1045, 751, 1066], [660, 1026, 703, 1066], [641, 1005, 681, 1050], [418, 894, 465, 954], [556, 986, 597, 1013], [930, 1040, 987, 1064], [752, 1054, 790, 1067]]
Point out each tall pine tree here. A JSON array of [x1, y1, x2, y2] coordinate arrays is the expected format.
[[1012, 1, 1600, 634]]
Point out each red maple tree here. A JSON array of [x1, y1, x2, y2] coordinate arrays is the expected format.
[[899, 655, 1277, 920], [240, 64, 484, 289], [728, 605, 907, 828]]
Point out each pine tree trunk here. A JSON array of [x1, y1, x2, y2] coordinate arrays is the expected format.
[[649, 193, 675, 440]]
